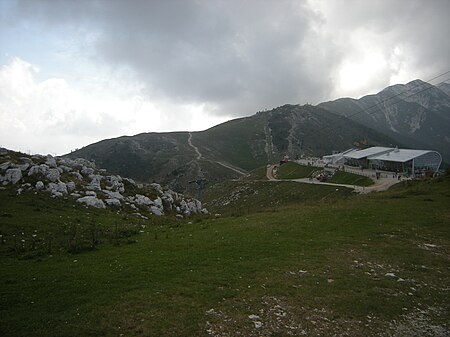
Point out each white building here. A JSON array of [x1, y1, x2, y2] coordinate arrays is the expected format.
[[323, 147, 442, 176]]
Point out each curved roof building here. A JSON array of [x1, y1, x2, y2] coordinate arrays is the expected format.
[[325, 147, 442, 176]]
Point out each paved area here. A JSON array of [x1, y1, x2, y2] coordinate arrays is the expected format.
[[266, 161, 406, 194]]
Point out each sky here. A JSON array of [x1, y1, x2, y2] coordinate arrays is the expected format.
[[0, 0, 449, 155]]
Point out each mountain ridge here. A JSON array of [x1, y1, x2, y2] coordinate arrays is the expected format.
[[67, 103, 397, 192], [318, 79, 450, 163]]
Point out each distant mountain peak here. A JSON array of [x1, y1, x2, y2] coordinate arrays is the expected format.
[[318, 79, 450, 163]]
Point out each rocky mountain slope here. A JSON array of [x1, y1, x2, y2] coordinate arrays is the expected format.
[[319, 79, 450, 163], [0, 148, 207, 218], [68, 104, 395, 192]]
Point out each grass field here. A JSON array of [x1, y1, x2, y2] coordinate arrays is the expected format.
[[203, 179, 354, 215], [1, 176, 449, 336], [276, 162, 319, 179], [328, 170, 374, 187]]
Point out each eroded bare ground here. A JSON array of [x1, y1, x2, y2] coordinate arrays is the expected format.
[[204, 245, 449, 337], [204, 296, 448, 336]]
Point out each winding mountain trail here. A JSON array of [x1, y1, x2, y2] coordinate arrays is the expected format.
[[216, 161, 247, 176], [188, 132, 203, 160], [266, 164, 278, 180], [187, 132, 247, 176]]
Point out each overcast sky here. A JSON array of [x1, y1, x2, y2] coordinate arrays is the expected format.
[[1, 0, 449, 155]]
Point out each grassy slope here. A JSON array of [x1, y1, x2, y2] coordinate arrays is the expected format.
[[277, 162, 319, 179], [195, 117, 268, 171], [1, 178, 449, 336], [203, 179, 353, 215], [328, 170, 374, 187]]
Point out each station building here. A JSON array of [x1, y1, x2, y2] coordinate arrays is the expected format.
[[323, 147, 442, 177]]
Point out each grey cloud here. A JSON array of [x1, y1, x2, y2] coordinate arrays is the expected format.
[[12, 0, 450, 117], [320, 0, 450, 80]]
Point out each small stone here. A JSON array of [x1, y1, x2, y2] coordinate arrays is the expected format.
[[253, 321, 263, 329], [248, 314, 260, 321], [35, 181, 44, 191]]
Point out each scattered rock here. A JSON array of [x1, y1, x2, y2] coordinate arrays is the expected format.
[[87, 174, 102, 190], [150, 205, 163, 216], [70, 171, 83, 180], [47, 182, 68, 195], [135, 194, 152, 206], [0, 148, 208, 217], [0, 161, 11, 171], [105, 198, 121, 207], [105, 175, 125, 192], [35, 180, 44, 191], [45, 155, 57, 168], [18, 163, 30, 171], [45, 168, 61, 183], [102, 190, 124, 200], [80, 166, 95, 176], [5, 168, 22, 184], [76, 196, 106, 209], [66, 181, 76, 193]]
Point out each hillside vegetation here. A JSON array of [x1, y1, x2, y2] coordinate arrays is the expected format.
[[68, 104, 396, 192], [328, 171, 374, 187], [1, 174, 449, 336], [276, 162, 319, 179]]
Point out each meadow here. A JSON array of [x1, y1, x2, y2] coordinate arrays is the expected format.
[[1, 175, 449, 336]]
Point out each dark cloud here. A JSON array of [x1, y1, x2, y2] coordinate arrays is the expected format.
[[11, 0, 450, 117]]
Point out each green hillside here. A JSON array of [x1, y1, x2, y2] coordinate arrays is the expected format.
[[1, 175, 449, 336], [68, 104, 397, 192], [328, 171, 374, 186], [277, 162, 319, 179]]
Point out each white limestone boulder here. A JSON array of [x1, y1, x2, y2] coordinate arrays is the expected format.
[[35, 181, 44, 191], [5, 168, 22, 184], [135, 194, 152, 206], [0, 161, 11, 171], [105, 175, 125, 193], [81, 166, 95, 176], [45, 155, 57, 168], [102, 190, 124, 200], [76, 196, 106, 209], [66, 181, 76, 193], [153, 197, 163, 208], [70, 171, 83, 180], [151, 183, 163, 193], [45, 168, 61, 183], [150, 205, 163, 216], [47, 182, 68, 195], [105, 198, 121, 207], [87, 174, 102, 190], [28, 164, 49, 177]]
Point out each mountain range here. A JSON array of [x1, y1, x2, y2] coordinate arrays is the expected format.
[[68, 79, 450, 192], [319, 79, 450, 163]]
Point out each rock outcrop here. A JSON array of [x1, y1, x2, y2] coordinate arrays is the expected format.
[[0, 148, 207, 217]]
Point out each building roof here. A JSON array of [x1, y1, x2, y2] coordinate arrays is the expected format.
[[344, 147, 392, 160], [370, 149, 433, 163]]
